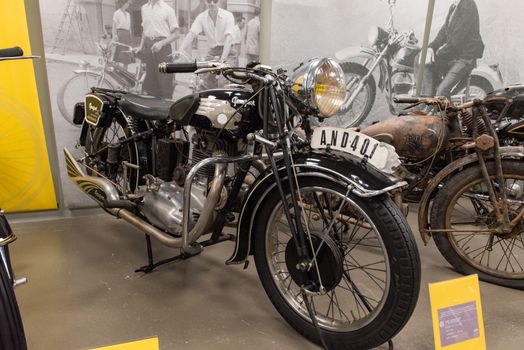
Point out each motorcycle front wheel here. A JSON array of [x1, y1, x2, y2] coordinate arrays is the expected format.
[[322, 62, 376, 129], [0, 247, 27, 350], [253, 176, 420, 350], [430, 160, 524, 289]]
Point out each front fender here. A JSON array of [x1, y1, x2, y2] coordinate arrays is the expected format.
[[418, 146, 524, 244], [226, 152, 405, 265], [335, 45, 378, 62], [472, 63, 504, 89]]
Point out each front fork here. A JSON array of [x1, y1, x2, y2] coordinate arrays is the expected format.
[[472, 103, 522, 241], [345, 46, 388, 108], [263, 84, 310, 262]]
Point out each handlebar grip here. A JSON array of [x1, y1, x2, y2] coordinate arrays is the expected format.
[[0, 47, 23, 58], [393, 96, 423, 104], [159, 62, 197, 73]]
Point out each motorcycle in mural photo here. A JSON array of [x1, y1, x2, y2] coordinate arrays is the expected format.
[[64, 57, 421, 349], [328, 0, 503, 128]]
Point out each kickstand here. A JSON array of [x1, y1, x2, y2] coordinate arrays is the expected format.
[[135, 234, 158, 273], [135, 233, 234, 273]]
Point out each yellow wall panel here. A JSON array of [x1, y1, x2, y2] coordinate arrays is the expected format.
[[0, 1, 57, 212]]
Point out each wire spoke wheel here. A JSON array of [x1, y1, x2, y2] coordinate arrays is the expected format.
[[253, 176, 420, 349], [431, 160, 524, 288], [267, 187, 389, 331], [86, 116, 139, 193]]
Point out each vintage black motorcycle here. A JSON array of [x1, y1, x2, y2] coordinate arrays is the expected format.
[[361, 94, 524, 289], [65, 58, 421, 349], [0, 46, 29, 350], [483, 84, 524, 146]]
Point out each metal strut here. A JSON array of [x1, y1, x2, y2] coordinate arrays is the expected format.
[[135, 233, 234, 273]]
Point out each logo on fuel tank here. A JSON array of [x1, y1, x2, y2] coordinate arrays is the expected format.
[[231, 96, 255, 107]]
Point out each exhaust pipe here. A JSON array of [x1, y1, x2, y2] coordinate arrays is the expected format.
[[64, 148, 120, 204], [64, 148, 227, 249]]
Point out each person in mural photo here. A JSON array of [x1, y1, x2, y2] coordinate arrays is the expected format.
[[134, 0, 179, 98], [180, 0, 236, 68], [231, 14, 246, 65], [245, 6, 260, 64], [111, 0, 133, 70], [420, 0, 485, 98]]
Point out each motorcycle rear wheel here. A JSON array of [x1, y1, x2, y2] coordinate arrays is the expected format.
[[0, 247, 27, 350], [85, 115, 142, 193], [253, 176, 420, 350], [322, 62, 376, 128], [430, 160, 524, 289]]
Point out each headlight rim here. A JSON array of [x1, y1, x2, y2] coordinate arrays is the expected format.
[[289, 57, 346, 118]]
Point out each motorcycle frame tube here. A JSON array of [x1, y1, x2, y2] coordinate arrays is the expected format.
[[227, 153, 407, 265], [418, 146, 524, 244], [181, 154, 252, 250]]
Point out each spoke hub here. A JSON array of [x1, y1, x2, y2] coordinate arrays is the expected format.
[[488, 209, 524, 239], [285, 232, 344, 294]]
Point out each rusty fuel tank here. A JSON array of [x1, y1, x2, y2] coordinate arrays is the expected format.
[[360, 113, 445, 161]]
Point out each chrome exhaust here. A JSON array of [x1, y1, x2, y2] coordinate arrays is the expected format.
[[64, 147, 228, 249], [112, 162, 226, 249], [64, 148, 120, 205]]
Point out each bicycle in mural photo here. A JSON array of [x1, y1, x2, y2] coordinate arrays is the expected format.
[[56, 37, 146, 126], [57, 37, 207, 126]]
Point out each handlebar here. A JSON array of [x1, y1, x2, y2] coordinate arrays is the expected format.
[[158, 61, 227, 74], [159, 62, 198, 73], [394, 95, 480, 111], [393, 96, 423, 104], [0, 47, 23, 58]]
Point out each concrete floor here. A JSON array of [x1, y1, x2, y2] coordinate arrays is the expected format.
[[7, 211, 524, 350]]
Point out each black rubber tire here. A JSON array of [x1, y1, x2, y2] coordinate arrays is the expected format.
[[334, 62, 376, 128], [57, 72, 114, 126], [430, 160, 524, 289], [0, 248, 27, 350], [86, 114, 143, 193], [253, 176, 420, 350]]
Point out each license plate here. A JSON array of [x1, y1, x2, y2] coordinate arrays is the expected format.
[[310, 127, 400, 174], [84, 94, 104, 126]]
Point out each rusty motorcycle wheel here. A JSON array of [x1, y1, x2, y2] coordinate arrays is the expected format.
[[431, 160, 524, 289]]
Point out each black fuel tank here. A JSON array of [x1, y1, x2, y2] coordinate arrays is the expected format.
[[190, 88, 261, 136]]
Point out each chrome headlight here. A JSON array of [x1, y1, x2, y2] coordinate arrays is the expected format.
[[289, 58, 346, 118]]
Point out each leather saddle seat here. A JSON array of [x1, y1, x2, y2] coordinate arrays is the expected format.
[[118, 94, 174, 121]]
